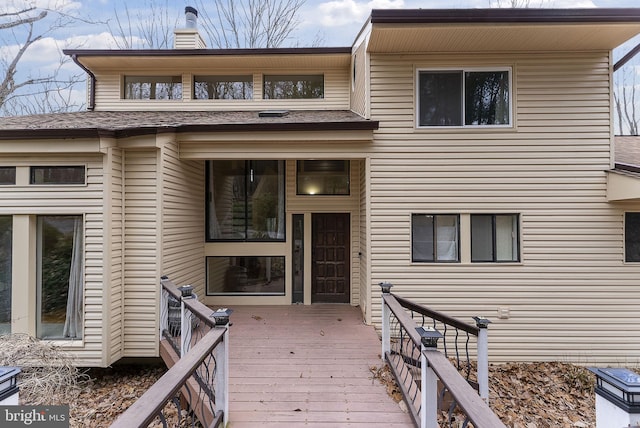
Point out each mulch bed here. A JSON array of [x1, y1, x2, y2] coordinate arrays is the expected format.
[[371, 361, 610, 428]]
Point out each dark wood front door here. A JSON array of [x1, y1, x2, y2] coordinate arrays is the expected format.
[[312, 213, 350, 303]]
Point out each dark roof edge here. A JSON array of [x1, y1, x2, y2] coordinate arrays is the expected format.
[[615, 162, 640, 174], [370, 8, 640, 24], [63, 47, 352, 57], [0, 120, 380, 140]]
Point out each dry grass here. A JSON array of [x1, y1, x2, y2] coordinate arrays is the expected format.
[[0, 334, 88, 405]]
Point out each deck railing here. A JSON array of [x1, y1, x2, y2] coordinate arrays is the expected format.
[[111, 277, 231, 428], [380, 283, 506, 428]]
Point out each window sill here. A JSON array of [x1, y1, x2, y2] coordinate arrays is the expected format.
[[41, 339, 84, 348]]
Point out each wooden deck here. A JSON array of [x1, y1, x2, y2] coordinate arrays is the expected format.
[[227, 304, 413, 427]]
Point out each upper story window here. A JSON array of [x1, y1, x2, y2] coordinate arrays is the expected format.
[[417, 68, 511, 127], [412, 214, 460, 263], [471, 214, 519, 262], [626, 212, 640, 262], [124, 75, 182, 100], [297, 160, 350, 195], [194, 75, 253, 100], [263, 74, 324, 99], [0, 167, 16, 185], [30, 166, 85, 185]]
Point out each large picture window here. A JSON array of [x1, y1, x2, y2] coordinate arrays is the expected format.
[[418, 69, 510, 127], [412, 214, 459, 262], [0, 216, 11, 334], [124, 75, 182, 100], [194, 75, 253, 99], [37, 215, 83, 340], [263, 74, 324, 99], [471, 214, 519, 262], [626, 212, 640, 262], [207, 256, 285, 295], [206, 160, 285, 241]]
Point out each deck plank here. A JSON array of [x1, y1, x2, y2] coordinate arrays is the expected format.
[[227, 305, 412, 427]]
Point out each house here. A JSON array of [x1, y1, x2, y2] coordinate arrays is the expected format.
[[1, 7, 640, 367]]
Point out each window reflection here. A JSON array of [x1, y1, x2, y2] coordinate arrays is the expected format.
[[207, 256, 285, 295], [206, 160, 285, 241]]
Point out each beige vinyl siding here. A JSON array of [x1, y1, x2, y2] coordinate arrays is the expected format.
[[123, 149, 160, 357], [350, 41, 368, 117], [92, 69, 350, 111], [0, 155, 105, 366], [105, 146, 124, 364], [359, 158, 371, 322], [367, 51, 640, 364], [160, 138, 205, 297]]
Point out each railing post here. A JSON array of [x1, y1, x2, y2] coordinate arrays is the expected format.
[[212, 308, 233, 427], [417, 327, 443, 428], [473, 316, 491, 403], [179, 285, 195, 357], [379, 282, 393, 362], [159, 276, 169, 342]]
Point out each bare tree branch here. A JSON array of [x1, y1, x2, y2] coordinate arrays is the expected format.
[[194, 0, 306, 49], [0, 9, 46, 31], [0, 2, 97, 116]]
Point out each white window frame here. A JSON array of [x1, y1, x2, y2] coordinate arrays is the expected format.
[[415, 67, 513, 129]]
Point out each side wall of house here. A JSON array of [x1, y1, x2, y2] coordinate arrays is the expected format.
[[367, 51, 640, 364], [104, 145, 124, 364], [123, 149, 160, 357], [0, 153, 106, 366], [160, 137, 206, 296], [350, 41, 368, 117]]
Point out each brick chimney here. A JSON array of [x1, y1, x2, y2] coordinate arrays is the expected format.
[[173, 6, 207, 49]]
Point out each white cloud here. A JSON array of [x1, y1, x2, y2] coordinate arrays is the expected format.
[[317, 0, 405, 27]]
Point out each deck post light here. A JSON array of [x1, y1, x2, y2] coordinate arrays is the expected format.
[[589, 367, 640, 427], [211, 308, 233, 327], [379, 282, 393, 294], [473, 316, 491, 329], [0, 367, 21, 405], [416, 326, 442, 349], [178, 284, 194, 298]]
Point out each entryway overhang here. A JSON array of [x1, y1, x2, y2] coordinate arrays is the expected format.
[[607, 166, 640, 202], [175, 110, 378, 159]]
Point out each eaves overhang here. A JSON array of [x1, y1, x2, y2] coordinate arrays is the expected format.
[[62, 47, 353, 73], [366, 8, 640, 53]]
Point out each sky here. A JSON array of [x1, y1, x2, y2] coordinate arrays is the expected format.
[[66, 0, 640, 48], [1, 0, 640, 119]]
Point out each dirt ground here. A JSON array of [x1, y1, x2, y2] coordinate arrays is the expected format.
[[60, 360, 608, 428]]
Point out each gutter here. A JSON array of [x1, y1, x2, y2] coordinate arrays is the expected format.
[[70, 54, 96, 111], [614, 42, 640, 72]]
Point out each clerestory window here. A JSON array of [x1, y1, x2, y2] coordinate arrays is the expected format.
[[124, 75, 182, 100]]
